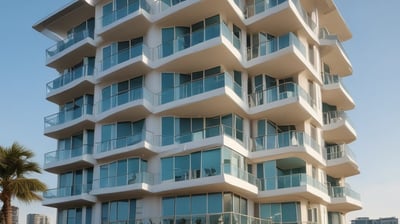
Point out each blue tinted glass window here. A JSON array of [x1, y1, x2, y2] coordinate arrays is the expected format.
[[161, 157, 174, 181]]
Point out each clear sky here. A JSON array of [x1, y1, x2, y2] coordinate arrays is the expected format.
[[0, 0, 399, 223]]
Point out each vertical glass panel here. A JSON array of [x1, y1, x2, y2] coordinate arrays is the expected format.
[[117, 160, 127, 186], [86, 207, 92, 224], [102, 203, 109, 223], [162, 117, 174, 145], [191, 152, 201, 178], [266, 121, 277, 149], [72, 134, 83, 157], [192, 118, 204, 140], [178, 118, 191, 143], [282, 203, 297, 223], [116, 122, 131, 148], [175, 155, 190, 181], [130, 200, 137, 223], [222, 114, 232, 137], [110, 201, 118, 222], [192, 194, 207, 214], [162, 28, 175, 57], [118, 200, 129, 221], [176, 196, 190, 215], [162, 73, 175, 104], [100, 165, 108, 188], [223, 193, 233, 212], [235, 115, 243, 141], [101, 124, 113, 152], [102, 3, 113, 26], [117, 41, 130, 63], [191, 21, 204, 45], [202, 149, 221, 177], [205, 15, 220, 40], [205, 116, 220, 138], [175, 27, 190, 51], [208, 193, 222, 213], [161, 157, 174, 181], [162, 197, 175, 216], [265, 161, 277, 190]]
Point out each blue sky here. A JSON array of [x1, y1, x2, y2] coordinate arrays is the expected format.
[[0, 0, 399, 223]]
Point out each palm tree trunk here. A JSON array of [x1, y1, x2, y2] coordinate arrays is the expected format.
[[1, 195, 12, 224]]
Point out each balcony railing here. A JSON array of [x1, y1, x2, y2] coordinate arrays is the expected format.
[[158, 124, 245, 147], [43, 184, 92, 199], [163, 164, 259, 188], [46, 29, 94, 59], [44, 104, 93, 128], [156, 72, 242, 105], [97, 131, 147, 153], [245, 0, 316, 31], [46, 64, 94, 94], [151, 0, 187, 13], [326, 144, 356, 161], [44, 145, 93, 164], [329, 186, 361, 200], [323, 111, 352, 126], [113, 212, 274, 224], [252, 131, 321, 153], [98, 87, 154, 113], [248, 82, 314, 108], [100, 43, 150, 72], [153, 22, 240, 60], [259, 173, 328, 193], [247, 32, 306, 61], [319, 27, 349, 59], [96, 172, 155, 189], [101, 0, 151, 27]]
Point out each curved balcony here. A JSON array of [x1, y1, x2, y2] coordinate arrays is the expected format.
[[46, 65, 95, 104], [153, 0, 242, 28], [157, 125, 249, 157], [153, 164, 259, 198], [44, 145, 95, 173], [96, 87, 153, 123], [328, 185, 362, 213], [94, 131, 156, 162], [249, 131, 324, 165], [152, 22, 242, 73], [154, 72, 244, 117], [322, 73, 355, 110], [97, 0, 151, 41], [91, 172, 154, 199], [46, 29, 96, 69], [248, 82, 320, 124], [258, 174, 330, 203], [42, 184, 95, 208], [323, 111, 356, 144], [325, 144, 359, 178], [318, 4, 352, 42], [246, 33, 318, 82], [244, 0, 317, 41], [319, 28, 352, 76], [44, 104, 95, 139], [96, 43, 151, 83]]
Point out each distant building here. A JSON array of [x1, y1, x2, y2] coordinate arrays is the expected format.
[[352, 217, 399, 224], [26, 213, 50, 224], [0, 206, 19, 224]]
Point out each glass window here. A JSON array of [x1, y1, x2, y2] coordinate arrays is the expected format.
[[176, 196, 190, 215], [202, 149, 221, 177], [161, 157, 174, 181], [205, 15, 220, 40], [162, 73, 175, 104], [191, 194, 206, 214], [162, 197, 175, 216], [175, 155, 190, 181], [86, 207, 92, 224], [208, 193, 222, 213], [162, 117, 175, 145]]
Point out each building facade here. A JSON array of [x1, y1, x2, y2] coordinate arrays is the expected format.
[[27, 214, 50, 224], [34, 0, 361, 224], [352, 217, 399, 224], [0, 206, 19, 224]]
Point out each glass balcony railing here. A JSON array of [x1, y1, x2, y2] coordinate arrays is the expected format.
[[130, 212, 274, 224], [97, 131, 147, 153], [101, 0, 151, 27], [164, 164, 259, 188], [43, 184, 92, 199], [154, 22, 240, 60], [98, 87, 153, 113], [244, 0, 287, 18], [44, 104, 94, 128], [96, 172, 155, 189], [100, 43, 150, 72], [44, 145, 93, 164], [319, 28, 349, 59], [245, 0, 316, 31], [326, 144, 356, 161], [247, 32, 306, 61], [46, 65, 94, 94], [259, 173, 328, 193], [252, 131, 321, 153], [46, 29, 94, 59], [248, 82, 314, 108], [159, 124, 244, 147], [157, 72, 242, 105], [152, 0, 186, 13], [323, 110, 352, 126], [329, 186, 361, 200]]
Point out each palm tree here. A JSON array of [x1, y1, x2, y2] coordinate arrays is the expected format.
[[0, 142, 47, 224]]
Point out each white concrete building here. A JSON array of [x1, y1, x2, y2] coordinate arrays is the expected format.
[[33, 0, 361, 224]]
